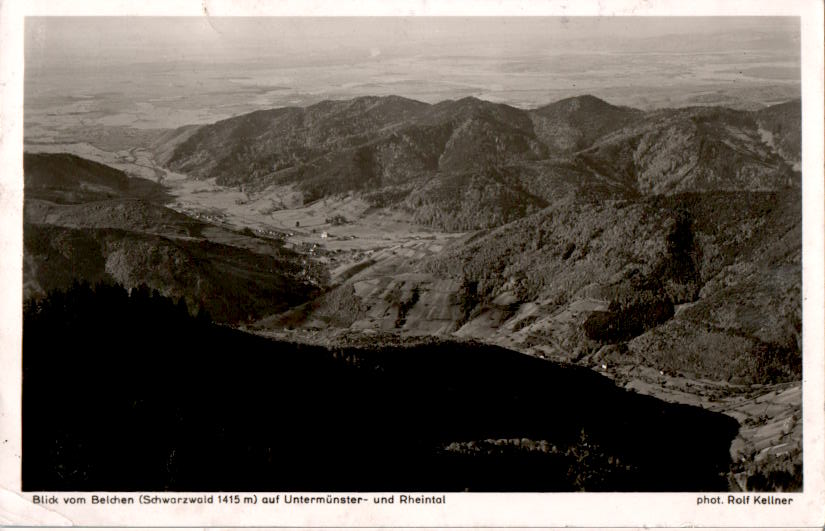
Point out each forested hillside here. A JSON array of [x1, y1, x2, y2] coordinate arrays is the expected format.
[[160, 96, 800, 231]]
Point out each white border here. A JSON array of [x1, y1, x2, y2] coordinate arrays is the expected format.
[[1, 0, 823, 528]]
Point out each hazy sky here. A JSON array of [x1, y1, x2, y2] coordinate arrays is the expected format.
[[26, 17, 800, 68], [24, 17, 801, 131]]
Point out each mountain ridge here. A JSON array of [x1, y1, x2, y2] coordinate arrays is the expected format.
[[158, 94, 800, 231]]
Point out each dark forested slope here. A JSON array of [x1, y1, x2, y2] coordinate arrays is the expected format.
[[23, 282, 738, 492]]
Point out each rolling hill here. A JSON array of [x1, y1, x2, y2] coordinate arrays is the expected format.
[[24, 151, 172, 204], [161, 95, 431, 184], [531, 94, 644, 152], [23, 152, 324, 323], [754, 98, 801, 164], [575, 106, 799, 195]]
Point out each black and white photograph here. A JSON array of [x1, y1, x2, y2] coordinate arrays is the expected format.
[[1, 1, 824, 527]]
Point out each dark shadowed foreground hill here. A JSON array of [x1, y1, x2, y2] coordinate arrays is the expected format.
[[24, 282, 738, 492]]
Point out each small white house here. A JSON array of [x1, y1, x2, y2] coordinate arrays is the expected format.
[[320, 231, 329, 239]]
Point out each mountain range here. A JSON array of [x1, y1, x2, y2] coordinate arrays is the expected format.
[[160, 95, 800, 230], [23, 93, 803, 491]]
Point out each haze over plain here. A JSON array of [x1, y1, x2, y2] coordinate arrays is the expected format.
[[25, 17, 800, 137]]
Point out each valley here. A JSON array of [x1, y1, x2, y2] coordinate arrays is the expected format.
[[22, 93, 802, 492]]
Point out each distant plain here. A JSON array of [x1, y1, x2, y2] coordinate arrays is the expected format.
[[25, 17, 800, 143]]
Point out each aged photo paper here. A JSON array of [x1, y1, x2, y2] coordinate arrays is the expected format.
[[1, 0, 823, 528]]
